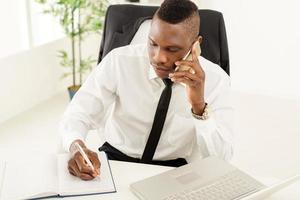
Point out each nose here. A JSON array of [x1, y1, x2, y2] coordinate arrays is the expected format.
[[153, 48, 168, 65]]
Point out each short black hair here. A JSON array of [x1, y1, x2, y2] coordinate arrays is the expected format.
[[157, 0, 199, 24], [155, 0, 200, 40]]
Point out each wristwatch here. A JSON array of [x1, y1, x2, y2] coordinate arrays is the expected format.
[[191, 103, 210, 120]]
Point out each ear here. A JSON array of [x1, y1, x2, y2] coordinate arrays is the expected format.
[[197, 36, 203, 45]]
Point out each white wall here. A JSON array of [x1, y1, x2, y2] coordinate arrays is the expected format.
[[0, 35, 101, 124], [200, 0, 300, 100]]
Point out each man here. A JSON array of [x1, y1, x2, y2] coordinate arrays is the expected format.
[[60, 0, 234, 181]]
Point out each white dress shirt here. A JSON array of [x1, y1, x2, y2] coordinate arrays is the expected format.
[[59, 43, 234, 161]]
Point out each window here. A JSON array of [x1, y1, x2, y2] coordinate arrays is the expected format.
[[29, 0, 65, 46], [0, 0, 65, 59], [0, 0, 29, 58]]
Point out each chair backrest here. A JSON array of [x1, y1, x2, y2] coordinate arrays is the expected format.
[[98, 4, 230, 75]]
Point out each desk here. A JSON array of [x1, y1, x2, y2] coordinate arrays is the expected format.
[[0, 92, 300, 199], [44, 160, 299, 200]]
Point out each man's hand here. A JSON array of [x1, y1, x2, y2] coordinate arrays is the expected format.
[[68, 140, 101, 181], [169, 45, 206, 115]]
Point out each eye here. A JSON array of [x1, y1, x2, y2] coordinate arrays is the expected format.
[[149, 41, 157, 47], [167, 47, 180, 53]]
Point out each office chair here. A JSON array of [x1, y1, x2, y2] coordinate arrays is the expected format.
[[97, 4, 230, 75]]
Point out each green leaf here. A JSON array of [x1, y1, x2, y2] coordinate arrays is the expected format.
[[35, 0, 47, 4], [60, 72, 72, 80]]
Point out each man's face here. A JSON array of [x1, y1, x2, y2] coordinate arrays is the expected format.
[[148, 18, 194, 78]]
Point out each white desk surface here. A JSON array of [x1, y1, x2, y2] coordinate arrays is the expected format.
[[0, 91, 300, 199], [48, 160, 300, 200]]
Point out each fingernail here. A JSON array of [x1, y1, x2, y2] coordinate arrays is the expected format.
[[175, 61, 180, 65], [169, 73, 174, 77]]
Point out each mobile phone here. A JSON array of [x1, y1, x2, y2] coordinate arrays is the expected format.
[[175, 41, 201, 74]]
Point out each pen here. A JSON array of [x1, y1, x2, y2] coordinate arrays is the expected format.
[[75, 142, 95, 171]]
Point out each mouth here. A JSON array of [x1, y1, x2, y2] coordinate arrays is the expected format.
[[152, 64, 174, 73]]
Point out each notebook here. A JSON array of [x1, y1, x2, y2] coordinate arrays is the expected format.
[[130, 156, 299, 200], [0, 152, 116, 200]]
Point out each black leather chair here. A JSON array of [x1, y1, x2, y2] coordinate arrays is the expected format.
[[98, 4, 230, 75]]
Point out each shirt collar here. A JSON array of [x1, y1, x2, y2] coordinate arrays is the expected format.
[[148, 63, 159, 80], [145, 45, 159, 80]]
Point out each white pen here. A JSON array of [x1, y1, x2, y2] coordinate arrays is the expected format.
[[75, 142, 95, 171]]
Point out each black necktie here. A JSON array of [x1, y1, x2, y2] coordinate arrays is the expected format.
[[141, 78, 173, 163]]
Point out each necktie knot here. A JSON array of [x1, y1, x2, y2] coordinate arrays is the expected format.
[[163, 78, 173, 87]]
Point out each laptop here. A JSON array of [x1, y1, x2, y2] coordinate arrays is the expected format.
[[130, 156, 299, 200]]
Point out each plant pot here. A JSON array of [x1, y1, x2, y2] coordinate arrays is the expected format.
[[68, 85, 81, 100]]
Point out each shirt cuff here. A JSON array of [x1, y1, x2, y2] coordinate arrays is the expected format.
[[62, 132, 85, 153], [59, 119, 88, 152], [193, 116, 218, 156]]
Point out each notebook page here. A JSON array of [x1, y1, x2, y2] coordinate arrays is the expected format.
[[0, 154, 58, 200], [58, 151, 116, 196]]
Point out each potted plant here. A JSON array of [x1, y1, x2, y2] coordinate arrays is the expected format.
[[35, 0, 108, 99]]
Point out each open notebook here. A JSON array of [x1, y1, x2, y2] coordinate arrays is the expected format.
[[0, 152, 116, 200]]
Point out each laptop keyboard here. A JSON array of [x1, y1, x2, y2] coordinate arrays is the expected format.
[[163, 170, 265, 200]]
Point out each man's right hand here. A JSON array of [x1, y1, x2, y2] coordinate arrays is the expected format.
[[67, 140, 101, 181]]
